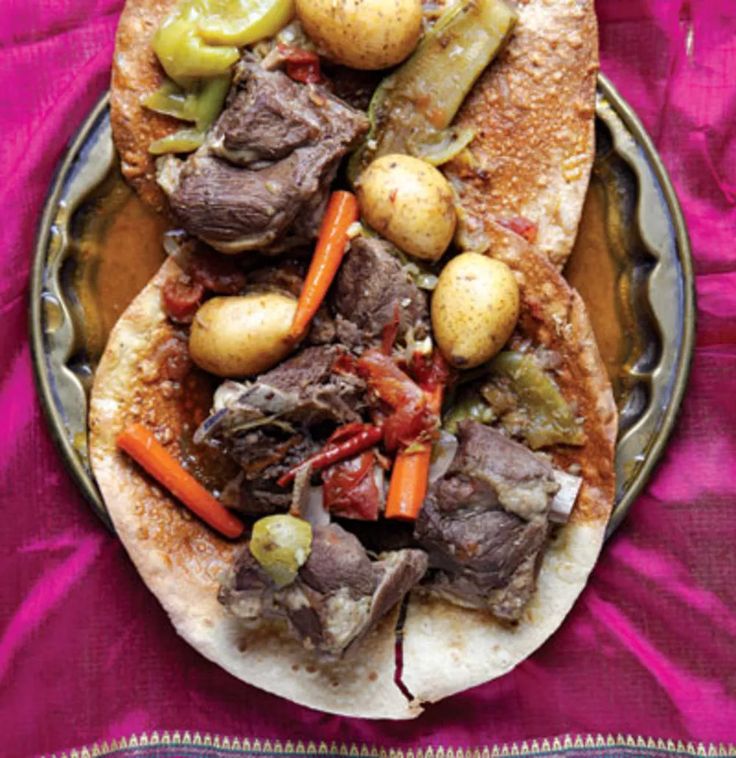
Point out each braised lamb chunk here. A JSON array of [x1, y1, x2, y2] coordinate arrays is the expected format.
[[197, 346, 366, 440], [435, 419, 558, 521], [333, 237, 429, 349], [416, 495, 548, 586], [414, 421, 559, 621], [219, 524, 428, 656], [157, 57, 368, 254], [218, 548, 276, 620], [194, 346, 366, 515], [158, 150, 328, 254], [257, 345, 366, 424], [429, 552, 540, 622], [211, 62, 322, 165], [218, 432, 318, 516], [227, 478, 292, 516]]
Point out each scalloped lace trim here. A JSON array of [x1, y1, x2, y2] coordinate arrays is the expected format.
[[46, 732, 736, 758]]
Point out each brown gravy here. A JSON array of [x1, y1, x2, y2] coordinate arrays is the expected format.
[[566, 173, 644, 407], [72, 169, 168, 363]]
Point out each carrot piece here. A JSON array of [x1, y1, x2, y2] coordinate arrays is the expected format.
[[117, 423, 244, 539], [385, 384, 444, 521], [288, 190, 359, 341], [385, 445, 432, 521]]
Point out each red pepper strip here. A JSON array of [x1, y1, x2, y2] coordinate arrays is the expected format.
[[332, 351, 359, 377], [497, 215, 538, 244], [162, 275, 204, 323], [277, 44, 323, 84], [327, 422, 367, 444], [385, 383, 444, 521], [117, 424, 244, 539], [277, 425, 383, 487], [356, 349, 433, 451], [289, 191, 359, 341], [357, 349, 426, 410], [286, 61, 322, 84], [323, 451, 381, 521], [411, 348, 451, 392]]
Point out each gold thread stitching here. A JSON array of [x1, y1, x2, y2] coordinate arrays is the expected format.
[[45, 732, 736, 758]]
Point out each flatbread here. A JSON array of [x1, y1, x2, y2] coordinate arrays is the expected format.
[[89, 258, 418, 719], [99, 0, 609, 716], [450, 0, 598, 267], [110, 0, 178, 212], [401, 226, 617, 705], [89, 238, 616, 716], [109, 0, 599, 264]]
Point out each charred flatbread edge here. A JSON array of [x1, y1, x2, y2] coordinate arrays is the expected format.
[[89, 239, 616, 716]]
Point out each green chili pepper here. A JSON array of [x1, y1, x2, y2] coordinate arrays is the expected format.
[[154, 13, 239, 86], [196, 0, 295, 46], [484, 351, 586, 449], [350, 0, 516, 180], [149, 128, 205, 155]]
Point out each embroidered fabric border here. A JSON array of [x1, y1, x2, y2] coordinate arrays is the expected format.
[[46, 732, 736, 758]]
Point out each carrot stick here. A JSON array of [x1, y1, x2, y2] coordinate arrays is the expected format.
[[385, 385, 444, 521], [117, 423, 244, 539], [385, 445, 432, 521], [288, 190, 359, 341]]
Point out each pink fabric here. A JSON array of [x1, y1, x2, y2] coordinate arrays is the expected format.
[[1, 1, 735, 755]]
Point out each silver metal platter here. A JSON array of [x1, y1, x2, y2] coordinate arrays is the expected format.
[[29, 74, 695, 536]]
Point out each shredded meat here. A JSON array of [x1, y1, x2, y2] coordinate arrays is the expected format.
[[333, 236, 429, 350], [194, 346, 367, 515]]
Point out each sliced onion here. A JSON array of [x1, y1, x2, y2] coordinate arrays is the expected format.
[[290, 467, 330, 528], [374, 465, 386, 499], [213, 380, 248, 411], [550, 469, 583, 524], [429, 431, 459, 483], [415, 272, 439, 291]]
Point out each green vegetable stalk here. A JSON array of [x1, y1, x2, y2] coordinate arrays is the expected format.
[[350, 0, 517, 179], [145, 0, 294, 154]]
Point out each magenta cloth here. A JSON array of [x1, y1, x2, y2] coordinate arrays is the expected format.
[[1, 1, 735, 756]]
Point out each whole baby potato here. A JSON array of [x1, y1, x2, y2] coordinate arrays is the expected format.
[[189, 292, 297, 377], [295, 0, 422, 70], [358, 154, 457, 261], [432, 253, 520, 369]]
